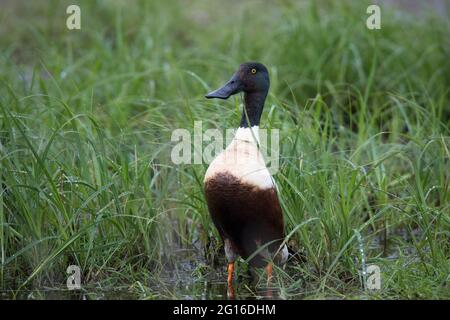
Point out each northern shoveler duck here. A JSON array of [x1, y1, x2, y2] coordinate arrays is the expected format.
[[204, 62, 288, 297]]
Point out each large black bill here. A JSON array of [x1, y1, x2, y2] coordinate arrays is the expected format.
[[205, 73, 242, 99]]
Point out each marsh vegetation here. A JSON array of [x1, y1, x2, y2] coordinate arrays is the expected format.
[[0, 0, 449, 299]]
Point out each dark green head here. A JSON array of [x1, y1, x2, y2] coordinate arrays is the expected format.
[[205, 62, 270, 100]]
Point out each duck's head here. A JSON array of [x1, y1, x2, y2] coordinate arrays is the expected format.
[[205, 62, 270, 100]]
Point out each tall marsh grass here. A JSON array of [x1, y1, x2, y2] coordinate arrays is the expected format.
[[0, 0, 448, 299]]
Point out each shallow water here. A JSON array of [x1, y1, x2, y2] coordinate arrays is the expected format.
[[4, 277, 278, 300], [3, 251, 281, 300]]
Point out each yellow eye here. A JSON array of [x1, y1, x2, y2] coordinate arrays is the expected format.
[[251, 68, 257, 74]]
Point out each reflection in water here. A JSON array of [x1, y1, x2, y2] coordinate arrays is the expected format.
[[163, 270, 280, 300]]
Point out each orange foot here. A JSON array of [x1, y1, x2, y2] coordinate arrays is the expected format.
[[227, 262, 235, 299]]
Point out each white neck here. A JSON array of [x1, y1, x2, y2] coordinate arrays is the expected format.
[[234, 126, 260, 144]]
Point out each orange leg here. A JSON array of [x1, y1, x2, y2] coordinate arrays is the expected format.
[[227, 262, 235, 299], [265, 263, 273, 284], [265, 263, 274, 299]]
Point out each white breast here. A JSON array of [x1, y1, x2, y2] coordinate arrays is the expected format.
[[204, 126, 274, 189]]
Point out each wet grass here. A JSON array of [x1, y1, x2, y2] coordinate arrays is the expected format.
[[0, 0, 449, 299]]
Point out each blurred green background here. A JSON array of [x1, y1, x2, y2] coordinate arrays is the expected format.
[[0, 0, 449, 299]]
